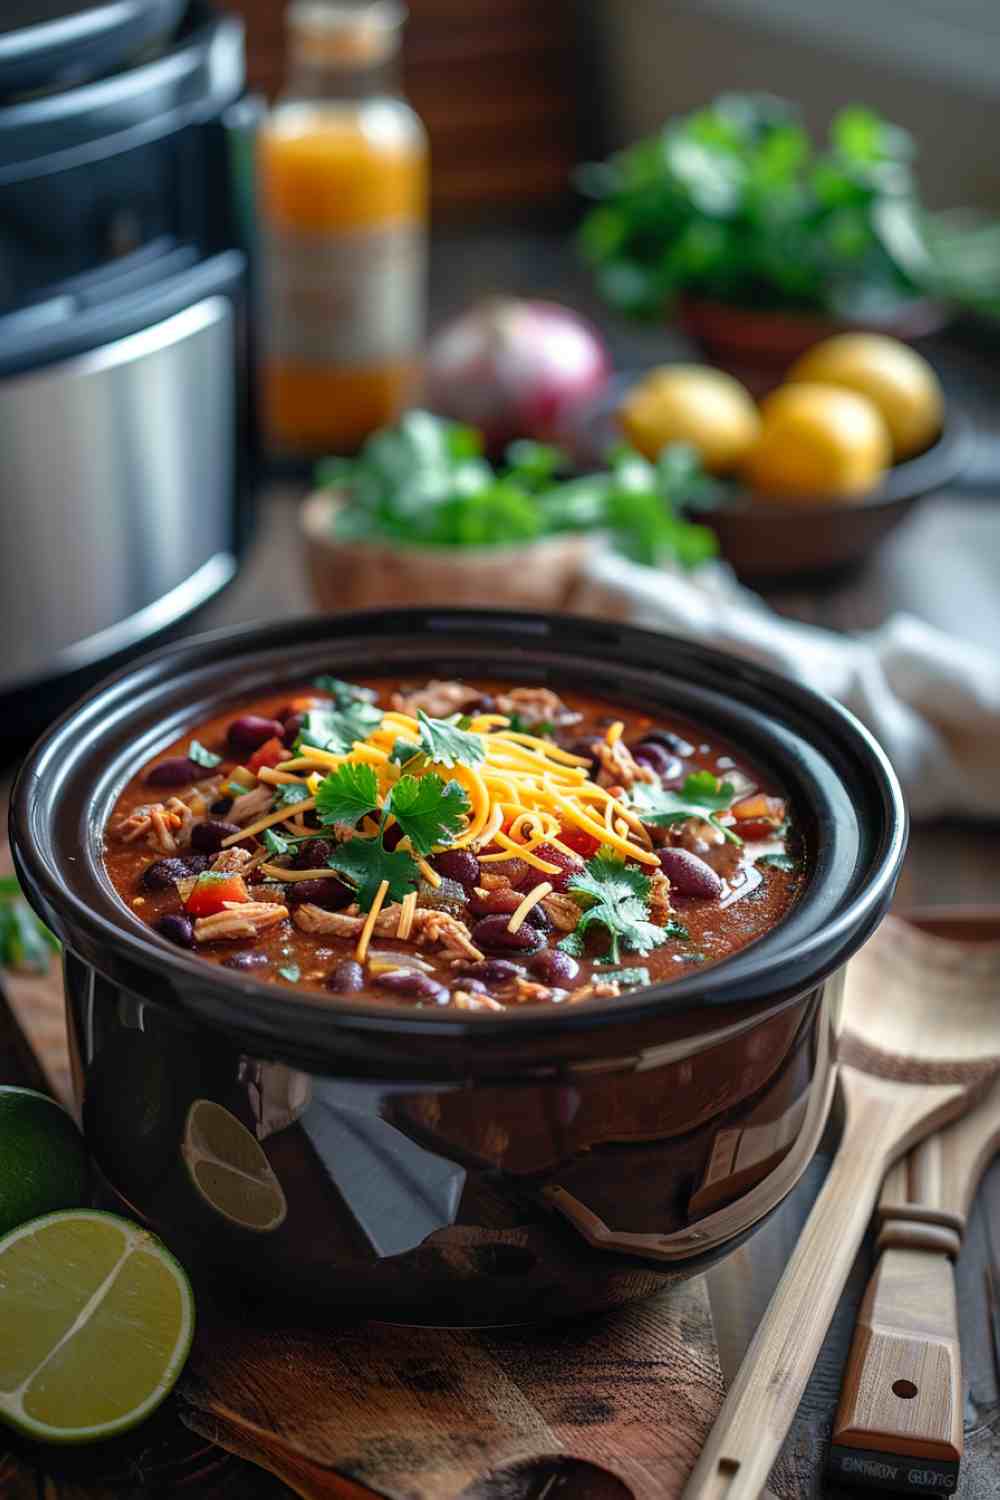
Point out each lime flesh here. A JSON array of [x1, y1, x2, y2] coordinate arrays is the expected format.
[[0, 1210, 195, 1443], [181, 1099, 287, 1232]]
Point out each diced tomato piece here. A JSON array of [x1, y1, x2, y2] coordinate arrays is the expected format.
[[185, 873, 250, 917], [247, 736, 287, 773], [558, 825, 600, 859], [731, 795, 786, 841]]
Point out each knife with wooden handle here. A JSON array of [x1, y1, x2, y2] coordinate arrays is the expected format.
[[829, 1072, 1000, 1495]]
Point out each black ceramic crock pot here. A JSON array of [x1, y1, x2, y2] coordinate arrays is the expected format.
[[10, 609, 906, 1326]]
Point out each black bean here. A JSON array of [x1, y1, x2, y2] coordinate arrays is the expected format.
[[146, 757, 201, 787], [210, 796, 234, 816], [282, 712, 305, 747], [374, 969, 449, 1002], [291, 838, 333, 869], [142, 854, 209, 892], [431, 849, 480, 889], [456, 958, 526, 986], [327, 959, 364, 993], [285, 877, 353, 910], [190, 819, 241, 855], [157, 913, 195, 948], [471, 915, 545, 954], [643, 728, 695, 759], [529, 948, 579, 985], [658, 847, 724, 900], [222, 951, 270, 971], [226, 715, 284, 754], [632, 742, 682, 782]]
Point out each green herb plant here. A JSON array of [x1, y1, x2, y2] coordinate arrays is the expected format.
[[0, 878, 59, 975]]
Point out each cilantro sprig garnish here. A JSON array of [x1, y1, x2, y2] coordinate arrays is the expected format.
[[415, 710, 485, 769], [631, 771, 743, 846], [312, 676, 377, 707], [296, 700, 383, 755], [188, 739, 222, 769], [758, 852, 797, 871], [558, 849, 670, 964], [320, 767, 472, 909], [0, 877, 59, 974], [271, 782, 312, 809]]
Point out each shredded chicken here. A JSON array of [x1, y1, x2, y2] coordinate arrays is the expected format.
[[568, 980, 622, 1004], [495, 686, 581, 728], [116, 796, 194, 853], [540, 891, 582, 933], [229, 784, 274, 825], [210, 846, 255, 875], [391, 680, 483, 718], [648, 869, 673, 927], [594, 738, 656, 791], [478, 872, 514, 893], [194, 901, 288, 944], [293, 902, 483, 960], [669, 817, 727, 854], [510, 976, 568, 1005], [452, 990, 505, 1012]]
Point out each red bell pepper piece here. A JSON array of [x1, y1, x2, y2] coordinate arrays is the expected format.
[[185, 873, 250, 917], [247, 736, 287, 774]]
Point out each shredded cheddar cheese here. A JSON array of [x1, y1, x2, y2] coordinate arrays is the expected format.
[[507, 882, 552, 934], [396, 890, 418, 941], [355, 879, 389, 963], [416, 858, 442, 888], [222, 797, 317, 846]]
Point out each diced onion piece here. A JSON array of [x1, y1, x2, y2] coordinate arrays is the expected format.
[[368, 944, 432, 973]]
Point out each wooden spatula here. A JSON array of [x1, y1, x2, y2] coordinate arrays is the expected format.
[[681, 916, 1000, 1500], [829, 914, 1000, 1495]]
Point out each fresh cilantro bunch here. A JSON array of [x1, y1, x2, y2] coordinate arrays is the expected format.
[[317, 410, 718, 571], [0, 877, 59, 974], [315, 763, 471, 909], [578, 93, 933, 319], [295, 699, 383, 755], [632, 770, 743, 845], [559, 850, 682, 963]]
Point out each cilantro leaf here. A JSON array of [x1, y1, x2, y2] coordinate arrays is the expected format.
[[632, 771, 743, 846], [278, 963, 301, 983], [315, 763, 380, 828], [758, 852, 797, 871], [189, 739, 222, 769], [506, 713, 555, 738], [386, 774, 469, 856], [271, 782, 312, 808], [389, 737, 424, 768], [0, 881, 59, 974], [296, 701, 382, 754], [262, 827, 292, 856], [312, 676, 377, 707], [328, 837, 419, 910], [559, 850, 669, 964], [415, 709, 485, 769], [594, 966, 651, 989]]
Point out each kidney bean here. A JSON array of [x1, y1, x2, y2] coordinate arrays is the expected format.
[[325, 959, 364, 993], [285, 877, 353, 910], [456, 958, 525, 986], [157, 913, 195, 948], [455, 976, 488, 994], [374, 969, 449, 1002], [632, 742, 683, 783], [468, 887, 551, 931], [514, 845, 582, 893], [142, 854, 210, 892], [222, 951, 269, 972], [529, 948, 579, 985], [471, 914, 545, 954], [146, 757, 201, 787], [226, 715, 285, 754], [291, 838, 333, 869], [643, 728, 695, 759], [431, 849, 480, 889], [210, 795, 234, 816], [658, 847, 724, 900], [282, 712, 305, 747], [383, 823, 405, 851], [190, 819, 241, 855]]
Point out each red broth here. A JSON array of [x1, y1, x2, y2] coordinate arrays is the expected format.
[[102, 676, 804, 1008]]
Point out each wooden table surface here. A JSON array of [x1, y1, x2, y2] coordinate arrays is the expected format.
[[3, 228, 1000, 1496]]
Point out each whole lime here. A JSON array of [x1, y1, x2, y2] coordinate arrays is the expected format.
[[0, 1086, 89, 1236]]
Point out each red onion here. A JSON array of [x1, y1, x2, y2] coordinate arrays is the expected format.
[[424, 297, 610, 453]]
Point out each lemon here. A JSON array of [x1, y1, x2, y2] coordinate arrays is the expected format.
[[181, 1099, 287, 1233], [619, 364, 761, 473], [788, 333, 943, 460], [0, 1209, 194, 1444], [744, 383, 891, 503], [0, 1086, 89, 1237]]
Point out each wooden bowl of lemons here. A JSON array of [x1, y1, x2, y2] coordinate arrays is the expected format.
[[579, 335, 970, 581]]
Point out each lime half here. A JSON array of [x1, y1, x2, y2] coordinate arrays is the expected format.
[[181, 1099, 287, 1233], [0, 1209, 194, 1444], [0, 1086, 89, 1237]]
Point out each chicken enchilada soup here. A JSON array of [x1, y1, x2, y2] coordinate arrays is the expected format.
[[103, 675, 804, 1008]]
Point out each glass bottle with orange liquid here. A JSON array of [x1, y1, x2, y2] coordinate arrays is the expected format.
[[258, 0, 428, 456]]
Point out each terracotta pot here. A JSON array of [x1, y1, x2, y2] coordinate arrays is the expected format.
[[676, 295, 951, 382], [301, 490, 600, 612]]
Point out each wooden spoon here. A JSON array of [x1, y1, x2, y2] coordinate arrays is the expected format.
[[829, 913, 1000, 1494], [681, 914, 1000, 1500]]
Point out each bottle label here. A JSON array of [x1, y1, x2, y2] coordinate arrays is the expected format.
[[262, 222, 425, 366]]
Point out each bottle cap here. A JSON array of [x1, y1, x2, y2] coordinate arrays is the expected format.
[[288, 1, 405, 68]]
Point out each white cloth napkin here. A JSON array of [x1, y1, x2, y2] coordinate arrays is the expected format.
[[573, 550, 1000, 820]]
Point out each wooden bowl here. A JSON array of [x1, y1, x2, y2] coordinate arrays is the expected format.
[[301, 490, 601, 611]]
